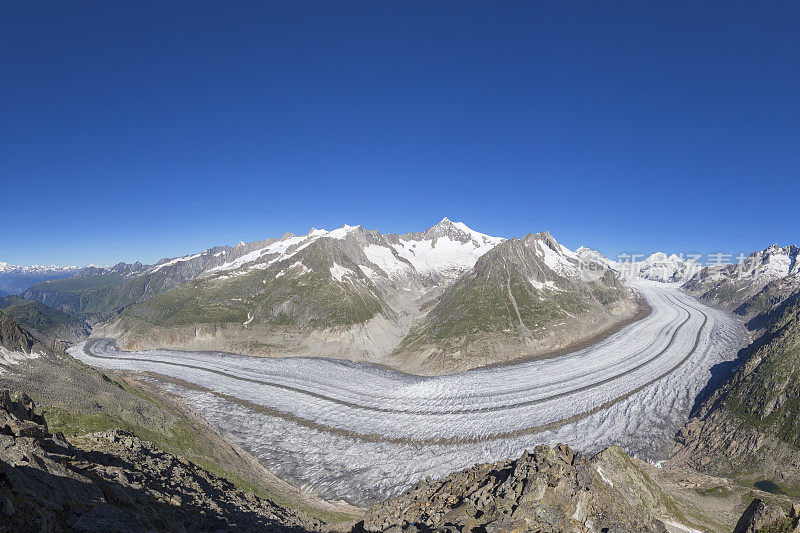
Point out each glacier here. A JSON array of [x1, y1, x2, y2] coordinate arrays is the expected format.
[[71, 280, 745, 505]]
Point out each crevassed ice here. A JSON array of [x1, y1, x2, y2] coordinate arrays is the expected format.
[[72, 280, 745, 505]]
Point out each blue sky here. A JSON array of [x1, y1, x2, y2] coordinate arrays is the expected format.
[[2, 2, 799, 266]]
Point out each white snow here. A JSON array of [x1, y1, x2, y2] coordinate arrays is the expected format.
[[0, 263, 79, 274], [527, 278, 561, 291], [206, 235, 315, 276], [529, 239, 579, 277], [327, 224, 360, 239], [596, 466, 613, 487], [0, 347, 41, 369], [662, 521, 704, 533], [204, 225, 363, 278], [275, 261, 310, 279], [358, 264, 382, 283], [391, 235, 497, 280], [449, 220, 505, 248], [362, 245, 412, 278], [330, 263, 356, 283], [150, 253, 202, 273]]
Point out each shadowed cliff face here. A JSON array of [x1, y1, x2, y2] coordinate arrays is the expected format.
[[0, 389, 320, 532]]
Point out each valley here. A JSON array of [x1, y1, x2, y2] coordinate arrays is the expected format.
[[72, 280, 745, 505], [4, 222, 799, 531]]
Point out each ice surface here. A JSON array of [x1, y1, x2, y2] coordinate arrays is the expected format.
[[72, 281, 745, 505]]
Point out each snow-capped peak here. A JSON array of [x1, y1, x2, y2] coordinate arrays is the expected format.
[[422, 218, 504, 248], [575, 247, 614, 269], [0, 262, 80, 274], [327, 224, 361, 239], [735, 243, 799, 279]]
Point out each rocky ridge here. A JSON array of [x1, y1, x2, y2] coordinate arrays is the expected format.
[[0, 295, 90, 350], [391, 232, 639, 373], [682, 243, 800, 316], [0, 389, 319, 532], [360, 442, 741, 533], [673, 286, 800, 492]]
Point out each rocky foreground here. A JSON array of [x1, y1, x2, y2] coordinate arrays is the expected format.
[[359, 442, 800, 533], [361, 443, 664, 533], [4, 384, 800, 532], [0, 389, 320, 532]]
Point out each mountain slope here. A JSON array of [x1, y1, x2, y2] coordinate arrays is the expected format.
[[668, 242, 800, 496], [92, 219, 508, 367], [674, 286, 800, 493], [26, 221, 649, 374], [0, 391, 323, 532], [22, 239, 279, 318], [390, 232, 640, 373], [683, 243, 800, 315], [0, 313, 358, 524], [0, 295, 89, 349]]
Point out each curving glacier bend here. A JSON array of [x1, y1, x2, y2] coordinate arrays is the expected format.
[[72, 280, 746, 505]]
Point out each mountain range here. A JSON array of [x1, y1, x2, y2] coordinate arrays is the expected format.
[[18, 219, 642, 374], [2, 222, 800, 531], [0, 262, 81, 297]]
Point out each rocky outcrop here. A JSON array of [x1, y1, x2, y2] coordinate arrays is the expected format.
[[732, 498, 797, 533], [0, 312, 45, 355], [361, 444, 671, 533], [0, 313, 360, 529], [0, 389, 320, 532]]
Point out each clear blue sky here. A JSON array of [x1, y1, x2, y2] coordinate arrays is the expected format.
[[2, 2, 798, 266]]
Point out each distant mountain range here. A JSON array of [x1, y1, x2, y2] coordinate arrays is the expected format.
[[0, 262, 81, 296]]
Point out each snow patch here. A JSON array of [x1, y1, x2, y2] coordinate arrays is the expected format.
[[330, 263, 356, 283], [596, 466, 613, 487], [0, 347, 41, 368], [328, 225, 361, 239], [150, 253, 202, 273]]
